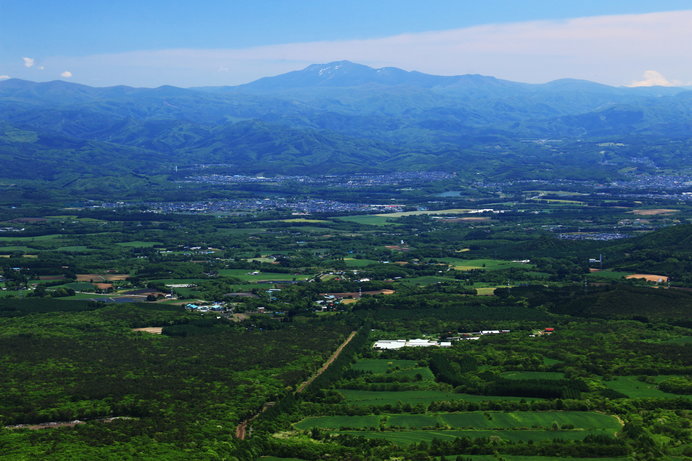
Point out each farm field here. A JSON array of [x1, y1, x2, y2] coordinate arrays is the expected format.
[[350, 358, 420, 373], [398, 275, 458, 286], [500, 371, 566, 380], [279, 218, 329, 223], [625, 273, 669, 283], [603, 376, 689, 399], [351, 358, 437, 382], [343, 257, 380, 267], [586, 270, 632, 280], [217, 269, 312, 282], [630, 208, 679, 216], [442, 456, 628, 461], [0, 234, 63, 242], [0, 246, 35, 252], [296, 411, 620, 432], [337, 390, 542, 406], [115, 241, 163, 248], [294, 415, 381, 430], [339, 428, 609, 444], [337, 215, 397, 226], [440, 258, 534, 271], [375, 209, 476, 217]]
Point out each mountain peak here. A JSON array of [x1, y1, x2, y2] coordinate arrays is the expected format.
[[236, 61, 458, 92]]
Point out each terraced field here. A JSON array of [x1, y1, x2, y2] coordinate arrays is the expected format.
[[297, 411, 621, 446], [297, 411, 620, 431], [340, 429, 609, 444]]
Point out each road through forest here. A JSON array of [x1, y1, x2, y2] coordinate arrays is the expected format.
[[235, 330, 358, 440]]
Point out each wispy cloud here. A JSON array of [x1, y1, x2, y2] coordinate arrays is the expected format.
[[0, 75, 10, 80], [627, 70, 680, 87], [22, 57, 35, 68], [41, 10, 692, 87], [60, 71, 73, 78]]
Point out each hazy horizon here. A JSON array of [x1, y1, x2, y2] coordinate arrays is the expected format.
[[2, 1, 692, 88]]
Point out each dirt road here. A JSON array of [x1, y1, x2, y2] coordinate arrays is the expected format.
[[295, 330, 357, 394], [235, 330, 357, 439]]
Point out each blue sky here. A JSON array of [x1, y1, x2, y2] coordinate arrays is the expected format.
[[2, 0, 692, 87]]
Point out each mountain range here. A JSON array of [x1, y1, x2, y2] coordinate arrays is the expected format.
[[1, 60, 691, 189]]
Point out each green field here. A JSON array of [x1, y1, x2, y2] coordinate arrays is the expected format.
[[59, 281, 97, 291], [217, 269, 311, 282], [343, 257, 380, 267], [443, 456, 628, 461], [338, 390, 541, 406], [337, 215, 396, 226], [375, 209, 475, 217], [351, 359, 419, 373], [398, 275, 458, 286], [294, 415, 381, 430], [387, 366, 436, 381], [440, 258, 535, 271], [0, 234, 63, 242], [60, 293, 115, 300], [147, 278, 209, 285], [500, 371, 566, 380], [604, 376, 687, 399], [339, 428, 609, 444], [297, 411, 620, 432], [436, 411, 619, 430], [586, 270, 632, 280], [0, 246, 35, 252], [115, 241, 163, 248]]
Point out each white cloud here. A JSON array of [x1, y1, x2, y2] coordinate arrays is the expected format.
[[40, 10, 692, 87], [627, 70, 679, 87], [60, 71, 73, 78], [22, 57, 35, 68], [0, 75, 10, 80]]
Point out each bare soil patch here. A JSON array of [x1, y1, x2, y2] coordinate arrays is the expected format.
[[626, 274, 669, 283], [322, 289, 395, 298], [132, 327, 163, 334], [630, 209, 679, 216], [38, 275, 66, 281], [76, 273, 129, 282]]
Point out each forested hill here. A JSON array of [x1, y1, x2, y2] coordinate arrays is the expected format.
[[1, 61, 692, 183]]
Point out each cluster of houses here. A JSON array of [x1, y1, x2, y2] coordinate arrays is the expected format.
[[530, 328, 555, 337], [373, 339, 453, 350], [373, 330, 514, 349], [441, 330, 512, 342], [185, 302, 225, 312]]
